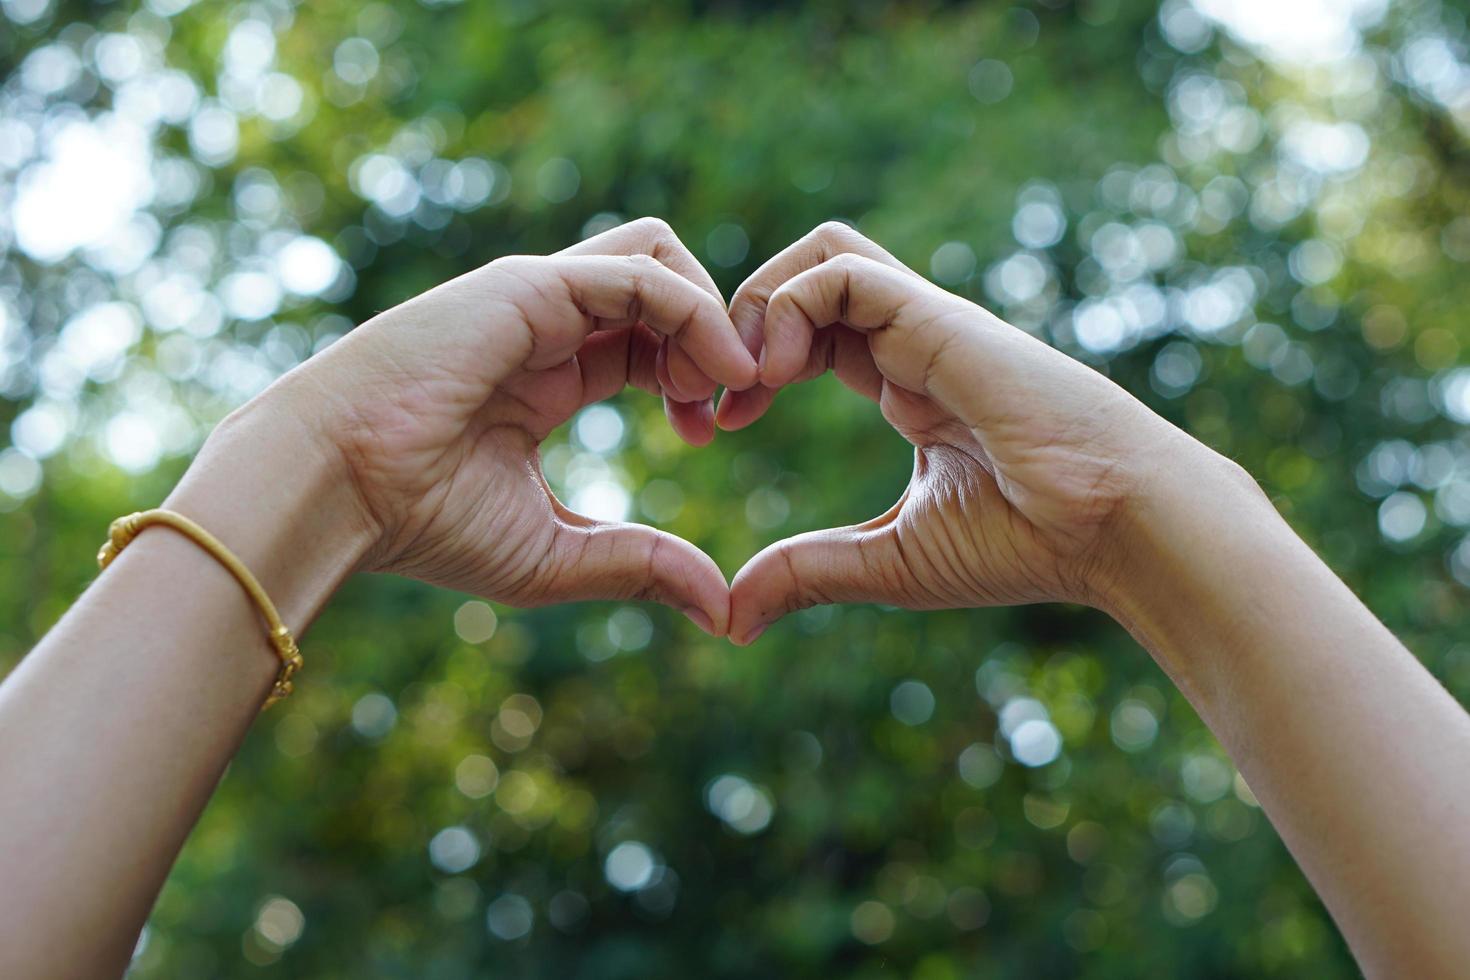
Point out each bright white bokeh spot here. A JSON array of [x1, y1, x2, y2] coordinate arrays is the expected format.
[[428, 826, 481, 874], [986, 252, 1049, 305], [998, 696, 1047, 736], [1439, 368, 1470, 424], [0, 449, 43, 499], [3, 0, 54, 27], [705, 774, 775, 834], [574, 404, 625, 454], [604, 841, 657, 891], [1402, 37, 1466, 105], [20, 43, 80, 94], [11, 402, 69, 458], [1180, 268, 1256, 336], [223, 20, 276, 78], [1189, 0, 1387, 64], [258, 72, 304, 122], [57, 303, 142, 379], [1450, 535, 1470, 589], [276, 236, 342, 296], [350, 153, 420, 216], [14, 117, 155, 263], [333, 37, 380, 85], [253, 896, 304, 949], [443, 158, 508, 210], [1013, 199, 1066, 249], [1010, 718, 1062, 767], [1288, 239, 1343, 285], [1152, 341, 1203, 395], [1074, 300, 1128, 353], [570, 479, 630, 522], [1181, 754, 1233, 803], [103, 412, 162, 473], [1378, 491, 1427, 543], [188, 103, 239, 166], [1159, 0, 1213, 53], [219, 270, 282, 321], [1281, 121, 1370, 175]]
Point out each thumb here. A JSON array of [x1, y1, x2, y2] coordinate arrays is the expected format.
[[546, 515, 730, 636], [728, 518, 906, 646]]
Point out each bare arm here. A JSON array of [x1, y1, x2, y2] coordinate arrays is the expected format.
[[1105, 456, 1470, 979], [722, 221, 1470, 977], [0, 411, 370, 977], [0, 219, 754, 979]]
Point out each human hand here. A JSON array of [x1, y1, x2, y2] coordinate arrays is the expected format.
[[719, 222, 1224, 644], [270, 218, 756, 634]]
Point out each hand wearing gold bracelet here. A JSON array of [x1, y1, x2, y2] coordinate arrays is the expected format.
[[0, 219, 755, 979]]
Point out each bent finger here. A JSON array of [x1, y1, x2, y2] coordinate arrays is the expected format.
[[575, 325, 663, 405], [546, 513, 730, 636], [727, 517, 908, 646], [560, 216, 725, 307], [759, 253, 984, 411], [716, 325, 882, 431], [542, 254, 757, 389], [727, 220, 917, 355]]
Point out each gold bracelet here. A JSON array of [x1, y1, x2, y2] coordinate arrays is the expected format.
[[97, 509, 304, 710]]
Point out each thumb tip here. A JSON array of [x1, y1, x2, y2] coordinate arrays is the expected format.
[[682, 605, 720, 636], [729, 622, 768, 646]]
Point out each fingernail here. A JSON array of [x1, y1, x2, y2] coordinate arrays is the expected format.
[[741, 624, 768, 646], [684, 607, 717, 635], [757, 345, 767, 375]]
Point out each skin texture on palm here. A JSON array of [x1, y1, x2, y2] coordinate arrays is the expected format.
[[288, 218, 756, 634], [715, 223, 1192, 644]]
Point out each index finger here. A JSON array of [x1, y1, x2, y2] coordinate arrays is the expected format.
[[759, 252, 986, 422], [726, 221, 922, 350], [559, 217, 725, 443], [717, 222, 924, 430], [542, 253, 758, 391], [558, 216, 725, 307]]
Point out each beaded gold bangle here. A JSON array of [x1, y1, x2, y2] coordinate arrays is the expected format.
[[98, 509, 303, 709]]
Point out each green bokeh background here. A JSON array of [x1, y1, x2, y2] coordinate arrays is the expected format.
[[2, 0, 1468, 977]]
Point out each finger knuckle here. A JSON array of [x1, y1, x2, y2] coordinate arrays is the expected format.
[[625, 252, 665, 273], [812, 219, 855, 242], [828, 251, 867, 272], [629, 215, 674, 240], [488, 254, 538, 278], [765, 279, 798, 313]]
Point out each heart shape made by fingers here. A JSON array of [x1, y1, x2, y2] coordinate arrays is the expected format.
[[641, 219, 1153, 645]]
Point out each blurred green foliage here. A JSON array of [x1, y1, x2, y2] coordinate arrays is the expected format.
[[1, 0, 1468, 977]]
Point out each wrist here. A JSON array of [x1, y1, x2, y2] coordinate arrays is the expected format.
[[1088, 434, 1286, 693], [163, 383, 379, 632]]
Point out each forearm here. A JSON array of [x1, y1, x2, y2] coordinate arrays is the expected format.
[[0, 393, 372, 979], [1103, 442, 1470, 978]]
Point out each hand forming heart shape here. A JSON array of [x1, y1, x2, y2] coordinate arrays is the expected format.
[[282, 217, 1195, 645]]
